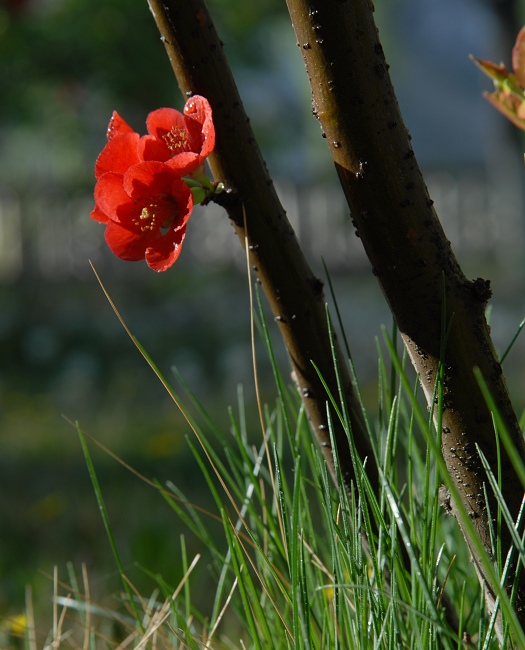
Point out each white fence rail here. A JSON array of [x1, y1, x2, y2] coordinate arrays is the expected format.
[[0, 171, 523, 281]]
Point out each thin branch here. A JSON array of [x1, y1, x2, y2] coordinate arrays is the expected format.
[[146, 0, 378, 493]]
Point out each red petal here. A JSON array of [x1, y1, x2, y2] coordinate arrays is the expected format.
[[95, 133, 140, 178], [94, 172, 131, 221], [90, 204, 109, 224], [138, 135, 172, 163], [145, 226, 187, 271], [184, 95, 211, 121], [122, 161, 173, 196], [470, 55, 510, 83], [512, 26, 525, 88], [484, 91, 525, 130], [165, 152, 201, 176], [107, 111, 135, 141], [173, 181, 193, 230], [184, 95, 215, 157], [122, 161, 190, 203], [104, 220, 148, 261], [146, 107, 186, 139]]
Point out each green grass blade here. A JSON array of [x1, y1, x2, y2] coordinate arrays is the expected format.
[[499, 315, 525, 364], [75, 422, 143, 631], [381, 330, 525, 646], [221, 510, 268, 650]]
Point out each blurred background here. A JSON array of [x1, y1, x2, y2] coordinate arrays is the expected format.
[[1, 0, 525, 628]]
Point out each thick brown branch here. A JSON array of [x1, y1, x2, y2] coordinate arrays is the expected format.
[[146, 0, 378, 493], [285, 0, 525, 632]]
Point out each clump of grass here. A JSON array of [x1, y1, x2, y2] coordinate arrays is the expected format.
[[11, 278, 525, 649]]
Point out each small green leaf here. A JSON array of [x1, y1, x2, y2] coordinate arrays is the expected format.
[[190, 186, 207, 204]]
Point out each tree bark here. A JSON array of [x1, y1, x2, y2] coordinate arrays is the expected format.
[[284, 0, 525, 636], [146, 0, 378, 494]]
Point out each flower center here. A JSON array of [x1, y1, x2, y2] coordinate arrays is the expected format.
[[162, 127, 190, 154], [133, 197, 178, 234]]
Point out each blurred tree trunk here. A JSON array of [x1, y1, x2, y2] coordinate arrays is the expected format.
[[488, 0, 521, 38], [285, 0, 525, 641]]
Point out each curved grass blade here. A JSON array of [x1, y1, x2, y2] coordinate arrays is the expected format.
[[75, 422, 144, 631]]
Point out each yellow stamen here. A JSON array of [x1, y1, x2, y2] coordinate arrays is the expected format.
[[133, 205, 157, 232], [162, 127, 189, 153]]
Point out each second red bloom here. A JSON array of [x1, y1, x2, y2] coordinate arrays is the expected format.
[[94, 96, 215, 180], [93, 161, 194, 272]]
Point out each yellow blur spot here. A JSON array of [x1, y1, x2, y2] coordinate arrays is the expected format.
[[31, 492, 67, 523], [142, 431, 182, 458], [8, 613, 27, 636], [323, 586, 334, 602]]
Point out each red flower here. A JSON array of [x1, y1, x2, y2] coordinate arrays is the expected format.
[[94, 96, 215, 179], [91, 97, 216, 271], [92, 161, 194, 272], [140, 96, 215, 175]]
